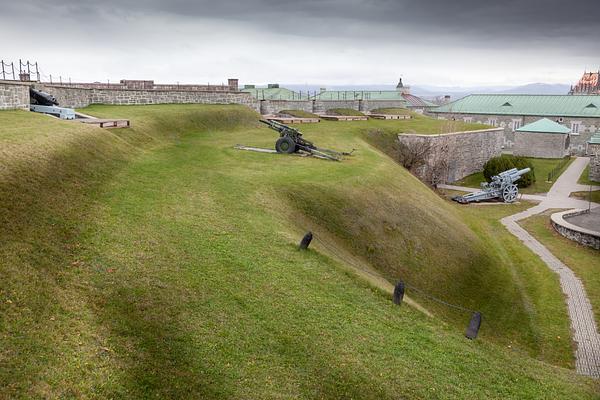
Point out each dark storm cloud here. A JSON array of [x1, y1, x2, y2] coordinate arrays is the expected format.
[[1, 0, 597, 85], [17, 0, 598, 44]]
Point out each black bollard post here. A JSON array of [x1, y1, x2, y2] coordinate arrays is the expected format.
[[393, 281, 405, 305], [299, 232, 313, 250], [465, 312, 482, 340]]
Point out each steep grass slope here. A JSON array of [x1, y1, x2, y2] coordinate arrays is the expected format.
[[0, 106, 596, 398]]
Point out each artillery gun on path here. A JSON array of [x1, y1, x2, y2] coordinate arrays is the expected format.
[[259, 119, 351, 161], [452, 167, 531, 204]]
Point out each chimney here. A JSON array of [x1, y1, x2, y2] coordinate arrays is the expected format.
[[228, 78, 239, 91]]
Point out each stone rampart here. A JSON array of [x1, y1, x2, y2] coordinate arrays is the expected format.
[[397, 128, 504, 184], [0, 81, 29, 110], [1, 79, 256, 111], [257, 99, 408, 115]]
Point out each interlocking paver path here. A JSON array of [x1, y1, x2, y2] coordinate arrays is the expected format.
[[442, 157, 600, 377]]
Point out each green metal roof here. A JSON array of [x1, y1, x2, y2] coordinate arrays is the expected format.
[[589, 132, 600, 144], [431, 94, 600, 118], [515, 118, 571, 134], [241, 87, 310, 100], [314, 90, 407, 101]]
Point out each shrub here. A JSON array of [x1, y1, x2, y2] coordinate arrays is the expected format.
[[483, 155, 535, 188]]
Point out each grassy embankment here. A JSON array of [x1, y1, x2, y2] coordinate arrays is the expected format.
[[578, 165, 600, 185], [278, 109, 320, 119], [325, 108, 365, 116], [370, 107, 413, 115], [0, 105, 596, 398], [455, 157, 576, 194], [519, 210, 600, 325]]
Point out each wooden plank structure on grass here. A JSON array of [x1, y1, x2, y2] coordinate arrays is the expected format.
[[318, 115, 368, 121], [78, 118, 131, 129], [367, 114, 411, 120], [267, 117, 320, 124]]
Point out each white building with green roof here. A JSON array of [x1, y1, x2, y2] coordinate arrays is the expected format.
[[429, 94, 600, 155], [514, 118, 571, 158]]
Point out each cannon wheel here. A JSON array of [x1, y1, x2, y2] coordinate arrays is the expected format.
[[502, 184, 518, 203], [275, 137, 296, 154]]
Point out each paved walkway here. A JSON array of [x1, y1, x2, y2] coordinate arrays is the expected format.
[[445, 157, 600, 378]]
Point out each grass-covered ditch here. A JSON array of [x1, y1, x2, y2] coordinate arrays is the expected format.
[[0, 105, 597, 398]]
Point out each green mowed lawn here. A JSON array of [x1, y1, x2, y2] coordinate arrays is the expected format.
[[519, 211, 600, 326], [578, 165, 600, 185], [571, 189, 600, 204], [1, 106, 597, 398], [455, 157, 576, 194]]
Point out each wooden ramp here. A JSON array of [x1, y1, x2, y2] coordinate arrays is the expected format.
[[367, 114, 411, 120], [268, 116, 320, 124], [78, 118, 130, 128], [318, 115, 368, 121]]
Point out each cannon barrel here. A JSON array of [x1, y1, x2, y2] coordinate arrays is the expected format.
[[29, 88, 59, 106]]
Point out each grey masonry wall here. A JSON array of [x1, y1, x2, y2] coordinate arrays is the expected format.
[[514, 131, 569, 158], [260, 100, 314, 115], [589, 143, 600, 182], [258, 99, 408, 115], [430, 111, 599, 156], [0, 81, 29, 110], [0, 80, 259, 112], [33, 84, 260, 112], [397, 127, 504, 184]]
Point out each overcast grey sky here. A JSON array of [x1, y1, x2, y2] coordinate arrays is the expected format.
[[1, 0, 598, 86]]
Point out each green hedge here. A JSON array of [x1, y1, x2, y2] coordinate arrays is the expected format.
[[483, 155, 535, 188]]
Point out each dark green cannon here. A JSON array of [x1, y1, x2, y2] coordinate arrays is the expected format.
[[259, 119, 352, 161]]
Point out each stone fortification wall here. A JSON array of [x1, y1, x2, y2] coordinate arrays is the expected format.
[[397, 128, 504, 184], [257, 99, 408, 115], [43, 79, 238, 92], [1, 79, 254, 111], [0, 81, 30, 110], [260, 100, 314, 115], [33, 84, 259, 112]]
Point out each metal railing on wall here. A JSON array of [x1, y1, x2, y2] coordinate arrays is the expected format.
[[0, 60, 16, 80]]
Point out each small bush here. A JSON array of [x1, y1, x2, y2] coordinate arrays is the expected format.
[[483, 155, 535, 187]]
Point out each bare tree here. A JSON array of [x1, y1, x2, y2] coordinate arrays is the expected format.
[[394, 139, 432, 172]]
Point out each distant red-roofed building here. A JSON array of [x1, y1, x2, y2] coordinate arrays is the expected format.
[[570, 71, 600, 95]]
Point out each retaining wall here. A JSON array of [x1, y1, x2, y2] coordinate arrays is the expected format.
[[258, 99, 407, 115], [397, 128, 504, 184], [0, 81, 29, 110], [0, 80, 259, 112], [551, 209, 600, 250]]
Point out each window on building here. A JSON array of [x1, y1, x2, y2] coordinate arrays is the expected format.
[[488, 118, 497, 127], [571, 121, 581, 135], [511, 119, 521, 131]]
